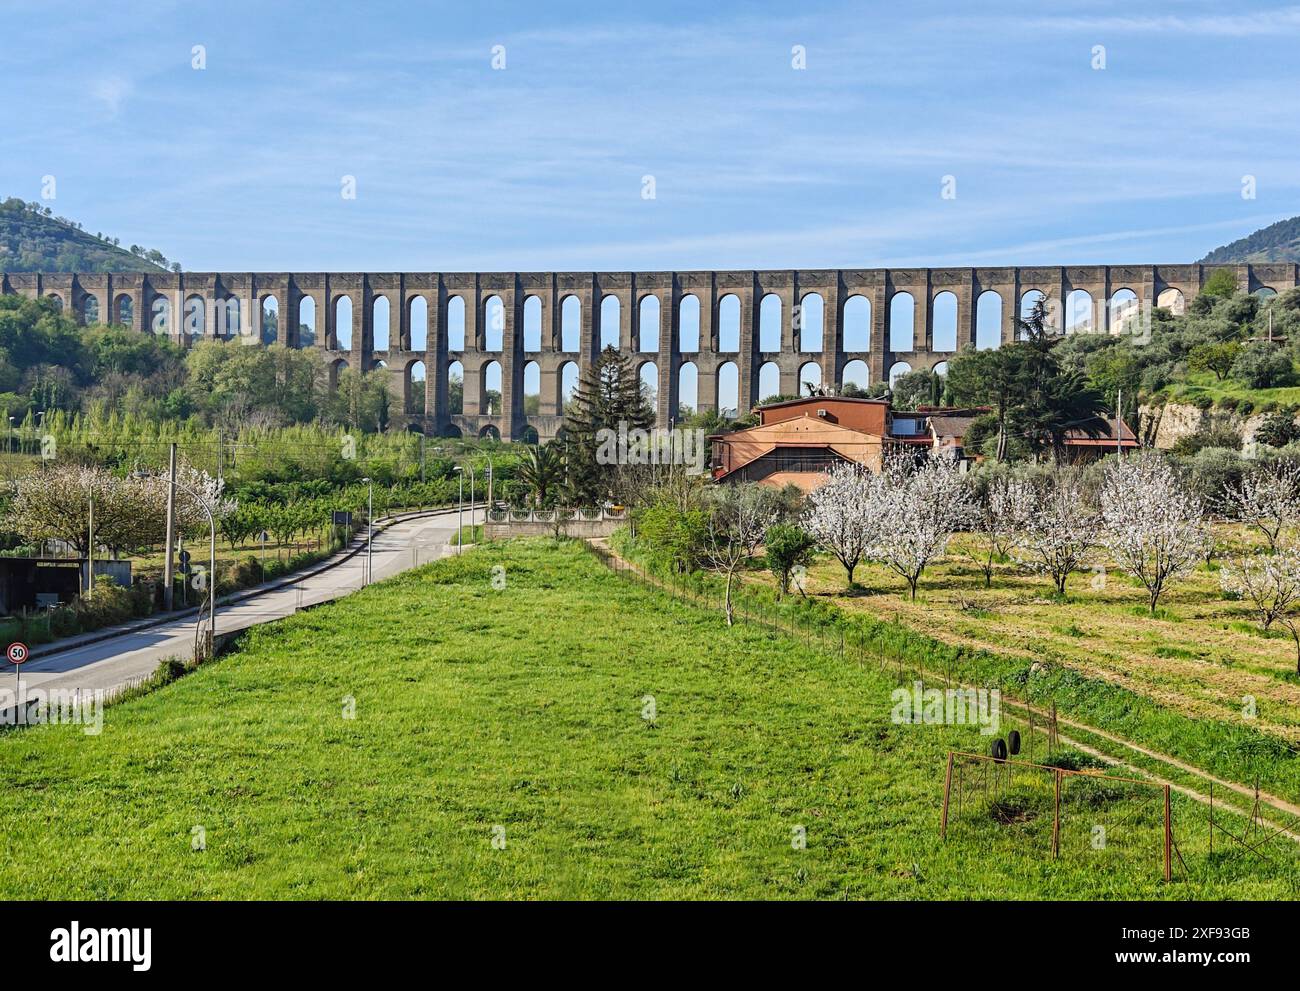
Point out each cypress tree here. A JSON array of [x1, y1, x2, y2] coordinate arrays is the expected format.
[[560, 346, 654, 505]]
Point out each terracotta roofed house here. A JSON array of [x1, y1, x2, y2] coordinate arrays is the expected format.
[[710, 396, 1136, 489]]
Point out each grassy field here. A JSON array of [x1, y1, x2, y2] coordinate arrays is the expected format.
[[1160, 367, 1300, 408], [785, 526, 1300, 744], [0, 538, 1291, 899]]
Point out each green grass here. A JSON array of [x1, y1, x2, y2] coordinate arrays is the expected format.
[[0, 539, 1290, 899], [1159, 367, 1300, 408]]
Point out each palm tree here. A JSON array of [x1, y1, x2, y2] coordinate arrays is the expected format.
[[517, 443, 562, 507]]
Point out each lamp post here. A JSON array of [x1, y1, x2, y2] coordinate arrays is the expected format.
[[362, 476, 374, 584], [453, 466, 464, 555], [148, 472, 216, 661]]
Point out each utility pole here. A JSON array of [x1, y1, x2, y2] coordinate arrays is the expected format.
[[1116, 388, 1123, 457], [86, 489, 94, 599], [163, 442, 177, 610]]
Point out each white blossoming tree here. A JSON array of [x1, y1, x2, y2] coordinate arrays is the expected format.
[[1018, 468, 1099, 597], [1221, 549, 1300, 674], [866, 454, 977, 601], [1100, 451, 1210, 614], [966, 473, 1034, 587], [703, 484, 779, 626], [1224, 461, 1300, 553], [803, 461, 877, 587]]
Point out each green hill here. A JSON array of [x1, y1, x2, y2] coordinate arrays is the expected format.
[[1200, 215, 1300, 264], [0, 197, 177, 273]]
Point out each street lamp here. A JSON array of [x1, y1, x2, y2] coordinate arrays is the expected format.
[[140, 471, 216, 661], [362, 476, 374, 584], [453, 466, 464, 555]]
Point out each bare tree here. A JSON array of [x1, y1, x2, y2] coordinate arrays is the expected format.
[[1101, 451, 1210, 614], [703, 485, 779, 626], [1224, 462, 1300, 553], [803, 461, 877, 587], [1221, 549, 1300, 673], [867, 455, 976, 600], [1018, 468, 1099, 596]]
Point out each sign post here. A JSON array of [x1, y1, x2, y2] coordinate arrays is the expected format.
[[8, 641, 29, 699]]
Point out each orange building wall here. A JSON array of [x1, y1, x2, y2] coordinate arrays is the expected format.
[[758, 397, 888, 435]]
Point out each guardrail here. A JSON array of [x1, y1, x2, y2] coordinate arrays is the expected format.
[[486, 507, 627, 525]]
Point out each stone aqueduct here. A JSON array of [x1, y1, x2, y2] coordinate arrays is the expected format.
[[3, 264, 1296, 441]]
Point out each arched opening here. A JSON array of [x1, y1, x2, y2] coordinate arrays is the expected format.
[[483, 358, 501, 413], [523, 360, 541, 415], [799, 291, 824, 352], [560, 295, 581, 352], [518, 425, 539, 444], [82, 295, 100, 325], [759, 293, 782, 352], [479, 424, 501, 442], [448, 360, 464, 414], [976, 290, 1003, 350], [522, 296, 541, 353], [889, 292, 915, 352], [407, 360, 426, 414], [1109, 289, 1139, 336], [932, 360, 949, 376], [261, 295, 278, 346], [184, 295, 204, 335], [931, 291, 957, 352], [481, 360, 502, 415], [298, 295, 316, 348], [220, 297, 241, 339], [718, 360, 739, 417], [1020, 290, 1047, 340], [559, 361, 579, 413], [842, 360, 870, 393], [409, 296, 428, 352], [447, 296, 466, 351], [758, 361, 781, 402], [150, 296, 170, 336], [888, 361, 912, 386], [484, 295, 505, 353], [334, 295, 352, 350], [328, 357, 348, 391], [1156, 287, 1185, 316], [718, 294, 740, 353], [1065, 289, 1094, 334], [600, 295, 621, 350], [798, 361, 822, 395], [115, 293, 133, 327], [679, 294, 700, 354], [1256, 287, 1279, 302], [678, 361, 698, 416], [46, 293, 64, 313], [638, 360, 658, 406], [373, 296, 390, 351], [844, 294, 870, 352], [638, 296, 660, 353]]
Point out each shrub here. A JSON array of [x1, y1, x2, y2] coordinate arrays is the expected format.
[[1231, 342, 1295, 390], [1253, 411, 1300, 448], [1170, 424, 1242, 456]]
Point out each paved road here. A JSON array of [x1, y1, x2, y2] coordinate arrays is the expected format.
[[3, 506, 482, 699]]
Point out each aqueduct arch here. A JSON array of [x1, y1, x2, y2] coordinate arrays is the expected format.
[[3, 264, 1295, 441]]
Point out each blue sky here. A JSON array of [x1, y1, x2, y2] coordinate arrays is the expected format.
[[3, 0, 1299, 272]]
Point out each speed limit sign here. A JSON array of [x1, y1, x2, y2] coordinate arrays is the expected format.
[[7, 642, 28, 666]]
